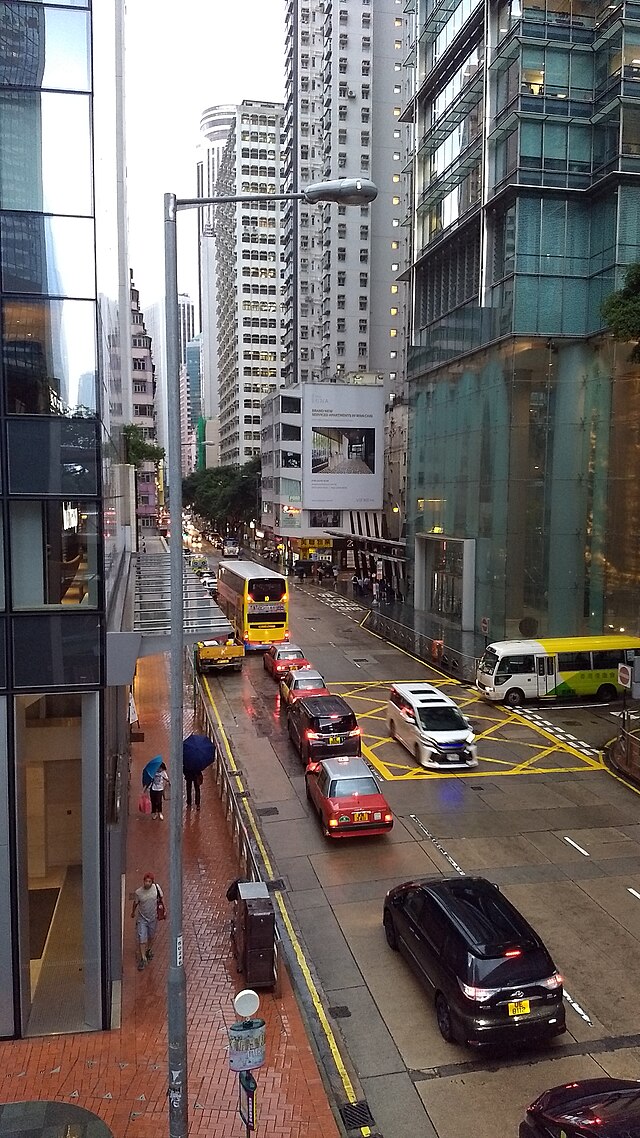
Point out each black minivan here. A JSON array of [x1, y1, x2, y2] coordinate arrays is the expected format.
[[383, 876, 565, 1048], [288, 695, 361, 764]]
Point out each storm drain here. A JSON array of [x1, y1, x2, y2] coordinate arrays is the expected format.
[[339, 1101, 375, 1130], [256, 806, 279, 817], [328, 1005, 351, 1019], [266, 878, 286, 892]]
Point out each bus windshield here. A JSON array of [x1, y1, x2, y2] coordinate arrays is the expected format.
[[248, 578, 286, 602], [478, 649, 499, 675]]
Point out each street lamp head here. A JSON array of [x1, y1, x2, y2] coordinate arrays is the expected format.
[[302, 177, 378, 206]]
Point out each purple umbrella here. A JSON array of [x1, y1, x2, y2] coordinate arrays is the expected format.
[[182, 734, 216, 775]]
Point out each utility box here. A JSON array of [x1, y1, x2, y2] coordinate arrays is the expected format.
[[232, 881, 275, 989]]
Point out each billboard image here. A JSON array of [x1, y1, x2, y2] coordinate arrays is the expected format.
[[311, 426, 376, 475], [302, 385, 384, 510]]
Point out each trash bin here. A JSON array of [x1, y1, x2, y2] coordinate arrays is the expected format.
[[231, 882, 275, 989]]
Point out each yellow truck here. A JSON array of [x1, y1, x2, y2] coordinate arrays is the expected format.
[[195, 636, 245, 674]]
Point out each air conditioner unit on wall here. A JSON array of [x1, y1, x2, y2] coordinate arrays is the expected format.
[[347, 89, 356, 98]]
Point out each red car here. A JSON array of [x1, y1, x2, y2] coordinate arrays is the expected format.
[[305, 756, 393, 839], [280, 668, 329, 707], [263, 643, 310, 678]]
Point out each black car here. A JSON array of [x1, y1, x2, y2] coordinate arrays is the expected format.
[[292, 559, 316, 579], [520, 1077, 640, 1136], [287, 694, 361, 763], [383, 876, 565, 1048]]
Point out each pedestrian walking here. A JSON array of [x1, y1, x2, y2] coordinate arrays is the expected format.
[[352, 574, 360, 597], [149, 761, 170, 819], [131, 872, 164, 970], [184, 768, 203, 809]]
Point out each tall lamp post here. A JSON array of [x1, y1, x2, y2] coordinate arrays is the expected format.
[[163, 176, 377, 1138]]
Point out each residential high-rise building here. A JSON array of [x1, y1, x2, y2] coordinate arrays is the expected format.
[[282, 0, 409, 397], [197, 105, 235, 433], [215, 100, 285, 465], [405, 0, 640, 640], [130, 274, 160, 530]]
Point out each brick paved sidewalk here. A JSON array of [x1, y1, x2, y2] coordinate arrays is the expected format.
[[0, 653, 340, 1138]]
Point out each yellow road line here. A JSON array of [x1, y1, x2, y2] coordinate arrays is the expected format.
[[202, 676, 361, 1110]]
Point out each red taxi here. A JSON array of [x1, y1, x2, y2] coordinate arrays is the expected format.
[[263, 643, 310, 678], [305, 756, 393, 839], [280, 668, 329, 707]]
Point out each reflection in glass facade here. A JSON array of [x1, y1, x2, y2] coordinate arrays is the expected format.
[[0, 0, 127, 1039], [406, 0, 640, 640]]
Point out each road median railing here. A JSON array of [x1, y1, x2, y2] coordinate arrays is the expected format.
[[608, 720, 640, 786]]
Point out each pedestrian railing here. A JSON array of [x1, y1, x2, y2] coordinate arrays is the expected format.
[[189, 659, 280, 992], [609, 721, 640, 785], [362, 607, 479, 683]]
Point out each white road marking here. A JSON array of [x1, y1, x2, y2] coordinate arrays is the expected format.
[[563, 836, 590, 856], [563, 990, 593, 1025], [409, 815, 466, 876], [627, 887, 640, 901]]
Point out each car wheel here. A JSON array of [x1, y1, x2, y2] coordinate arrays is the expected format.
[[597, 683, 617, 702], [435, 993, 455, 1043], [504, 688, 525, 708], [383, 911, 398, 951]]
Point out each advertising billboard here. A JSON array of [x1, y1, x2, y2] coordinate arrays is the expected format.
[[302, 384, 384, 510]]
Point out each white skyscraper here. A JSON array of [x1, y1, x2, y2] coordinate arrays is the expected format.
[[214, 100, 286, 466]]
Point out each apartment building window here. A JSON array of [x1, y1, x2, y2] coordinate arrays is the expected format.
[[338, 272, 346, 286], [338, 129, 347, 144], [362, 37, 371, 50], [338, 205, 346, 215], [393, 107, 402, 117], [339, 33, 347, 47], [339, 57, 348, 74], [337, 342, 345, 355], [133, 381, 146, 393], [393, 196, 400, 205], [391, 240, 399, 250], [390, 351, 397, 359], [339, 106, 347, 120], [362, 85, 370, 99], [391, 283, 399, 294], [361, 131, 370, 146], [361, 60, 370, 76], [132, 358, 146, 370], [362, 12, 371, 26], [361, 108, 370, 123], [391, 262, 399, 271], [337, 318, 346, 332], [360, 225, 369, 240], [390, 307, 399, 316], [394, 84, 402, 95], [359, 296, 367, 310], [339, 82, 348, 97], [338, 223, 347, 238], [361, 155, 370, 169], [338, 152, 347, 168], [358, 342, 367, 357], [393, 151, 401, 160], [337, 247, 346, 261], [337, 295, 346, 309], [359, 249, 368, 263], [359, 319, 367, 333], [394, 39, 402, 50], [393, 173, 401, 184], [359, 273, 368, 287]]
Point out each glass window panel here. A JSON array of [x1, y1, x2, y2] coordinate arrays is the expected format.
[[13, 613, 102, 687], [10, 500, 100, 609], [0, 5, 91, 90], [0, 214, 95, 298], [3, 297, 96, 415], [622, 108, 640, 155], [546, 49, 569, 88], [521, 120, 543, 164], [7, 419, 99, 495], [544, 122, 568, 160], [0, 92, 92, 215]]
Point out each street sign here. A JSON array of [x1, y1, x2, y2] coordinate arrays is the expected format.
[[618, 663, 632, 689], [480, 616, 490, 636], [238, 1070, 257, 1131]]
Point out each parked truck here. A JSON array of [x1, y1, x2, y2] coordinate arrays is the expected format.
[[195, 635, 245, 674]]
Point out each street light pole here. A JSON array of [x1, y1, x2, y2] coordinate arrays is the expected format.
[[162, 176, 377, 1138]]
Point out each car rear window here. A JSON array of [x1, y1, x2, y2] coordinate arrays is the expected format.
[[330, 777, 378, 797], [296, 676, 325, 690], [314, 714, 356, 733], [280, 649, 305, 660], [417, 706, 467, 731], [472, 947, 555, 987]]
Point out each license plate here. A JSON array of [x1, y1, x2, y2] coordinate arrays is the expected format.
[[328, 735, 342, 745], [508, 999, 530, 1017], [353, 811, 370, 823]]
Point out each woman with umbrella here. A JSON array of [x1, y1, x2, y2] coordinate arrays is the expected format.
[[142, 755, 170, 820]]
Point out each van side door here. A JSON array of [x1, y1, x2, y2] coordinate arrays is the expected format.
[[417, 895, 450, 989], [536, 654, 557, 697]]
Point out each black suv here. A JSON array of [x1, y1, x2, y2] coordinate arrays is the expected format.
[[383, 876, 565, 1048], [287, 695, 361, 763]]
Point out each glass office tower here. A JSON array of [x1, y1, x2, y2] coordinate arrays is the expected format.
[[406, 0, 640, 640], [0, 0, 130, 1036]]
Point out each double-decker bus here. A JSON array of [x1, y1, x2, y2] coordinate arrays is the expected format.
[[216, 561, 289, 650], [476, 634, 640, 706]]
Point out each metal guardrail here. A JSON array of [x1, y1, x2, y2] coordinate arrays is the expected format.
[[189, 659, 280, 992], [609, 722, 640, 784], [362, 607, 479, 683]]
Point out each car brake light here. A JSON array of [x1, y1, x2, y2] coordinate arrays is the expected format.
[[348, 727, 361, 737], [384, 813, 393, 822], [540, 972, 563, 990], [504, 949, 521, 958], [328, 818, 338, 828], [284, 631, 290, 641], [458, 979, 496, 1003], [247, 593, 253, 602], [307, 761, 321, 773], [305, 729, 319, 740]]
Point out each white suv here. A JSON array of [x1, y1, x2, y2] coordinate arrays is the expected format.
[[386, 683, 477, 769]]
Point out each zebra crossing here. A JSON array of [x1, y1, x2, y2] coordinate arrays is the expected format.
[[297, 586, 364, 616]]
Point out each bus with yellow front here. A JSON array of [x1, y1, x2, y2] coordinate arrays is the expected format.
[[476, 634, 640, 706], [216, 561, 289, 650]]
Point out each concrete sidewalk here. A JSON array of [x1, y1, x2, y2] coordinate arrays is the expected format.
[[0, 652, 340, 1138]]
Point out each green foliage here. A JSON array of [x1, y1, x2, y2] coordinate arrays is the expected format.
[[601, 263, 640, 362], [123, 423, 165, 468], [183, 457, 261, 530]]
